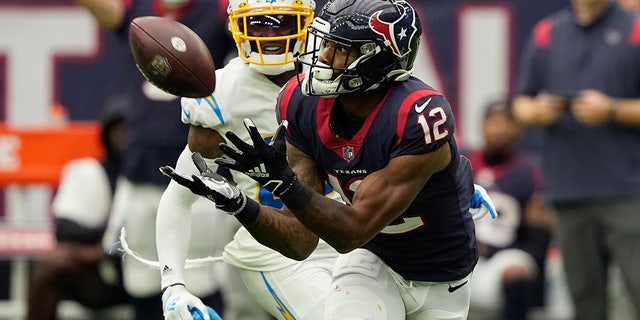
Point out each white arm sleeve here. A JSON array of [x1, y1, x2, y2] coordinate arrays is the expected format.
[[156, 145, 219, 289]]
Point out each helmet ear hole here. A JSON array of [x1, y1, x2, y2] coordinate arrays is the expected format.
[[355, 49, 397, 84]]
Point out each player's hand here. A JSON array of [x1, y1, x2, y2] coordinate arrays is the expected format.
[[159, 153, 247, 214], [469, 184, 497, 220], [216, 119, 297, 197], [162, 284, 211, 320]]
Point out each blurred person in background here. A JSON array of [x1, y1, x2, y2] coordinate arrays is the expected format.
[[618, 0, 640, 12], [514, 0, 640, 319], [464, 99, 551, 320], [73, 0, 237, 319], [27, 97, 130, 320]]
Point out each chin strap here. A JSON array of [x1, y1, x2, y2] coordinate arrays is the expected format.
[[361, 69, 413, 93], [389, 69, 413, 82]]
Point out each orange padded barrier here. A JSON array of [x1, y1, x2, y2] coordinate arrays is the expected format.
[[0, 122, 104, 185]]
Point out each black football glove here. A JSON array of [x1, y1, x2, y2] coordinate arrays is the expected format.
[[215, 119, 297, 197], [159, 152, 247, 214]]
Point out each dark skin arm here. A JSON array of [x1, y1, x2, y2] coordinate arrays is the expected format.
[[245, 141, 451, 258], [239, 145, 326, 259], [188, 125, 225, 159], [294, 142, 451, 253]]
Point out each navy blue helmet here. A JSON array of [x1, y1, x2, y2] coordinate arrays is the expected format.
[[299, 0, 422, 96]]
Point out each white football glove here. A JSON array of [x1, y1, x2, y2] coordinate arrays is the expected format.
[[469, 184, 497, 220], [162, 284, 210, 320]]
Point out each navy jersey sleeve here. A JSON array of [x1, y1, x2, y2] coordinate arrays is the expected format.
[[275, 76, 298, 124], [392, 91, 455, 158]]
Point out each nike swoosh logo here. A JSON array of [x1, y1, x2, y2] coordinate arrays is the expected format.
[[414, 97, 432, 113], [448, 280, 468, 293], [182, 107, 191, 119]]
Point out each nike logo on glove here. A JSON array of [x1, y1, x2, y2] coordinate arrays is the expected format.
[[448, 280, 468, 293], [414, 97, 432, 113]]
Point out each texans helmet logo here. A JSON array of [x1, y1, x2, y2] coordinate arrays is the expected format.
[[368, 0, 418, 58]]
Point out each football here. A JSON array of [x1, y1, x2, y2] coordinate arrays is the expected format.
[[129, 16, 216, 98]]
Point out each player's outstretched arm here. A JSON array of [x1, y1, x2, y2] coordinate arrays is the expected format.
[[215, 118, 452, 253], [161, 152, 320, 260], [156, 146, 214, 292], [294, 147, 450, 252]]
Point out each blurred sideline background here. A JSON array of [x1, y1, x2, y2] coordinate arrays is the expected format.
[[0, 0, 628, 319]]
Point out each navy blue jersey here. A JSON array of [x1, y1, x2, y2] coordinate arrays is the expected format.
[[516, 3, 640, 203], [115, 0, 232, 185], [277, 76, 477, 282]]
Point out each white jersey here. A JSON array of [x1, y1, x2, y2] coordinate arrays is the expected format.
[[185, 57, 314, 271], [53, 158, 111, 227], [180, 57, 282, 208]]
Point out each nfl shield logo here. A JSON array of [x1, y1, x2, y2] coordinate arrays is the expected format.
[[342, 146, 355, 161]]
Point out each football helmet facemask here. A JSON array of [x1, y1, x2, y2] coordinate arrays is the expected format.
[[298, 0, 421, 96], [228, 0, 315, 75]]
